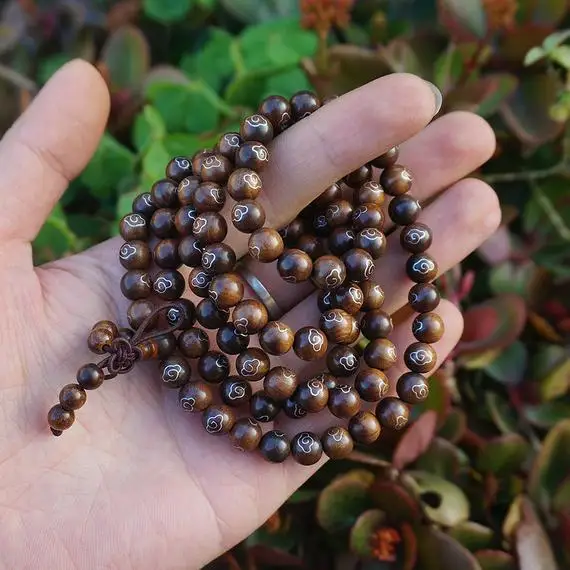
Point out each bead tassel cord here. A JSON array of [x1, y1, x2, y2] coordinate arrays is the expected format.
[[47, 91, 443, 465]]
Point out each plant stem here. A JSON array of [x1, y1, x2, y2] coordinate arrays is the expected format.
[[0, 64, 37, 94], [531, 179, 570, 242], [483, 163, 567, 184]]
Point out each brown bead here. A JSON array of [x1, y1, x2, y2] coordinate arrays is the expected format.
[[137, 339, 159, 360], [313, 211, 332, 237], [196, 298, 230, 329], [355, 228, 387, 259], [202, 405, 235, 435], [232, 200, 266, 233], [193, 212, 227, 244], [198, 351, 230, 383], [216, 323, 249, 355], [59, 384, 86, 411], [154, 239, 181, 269], [155, 332, 177, 359], [406, 253, 438, 284], [297, 234, 327, 260], [329, 227, 356, 256], [120, 270, 152, 300], [178, 235, 203, 267], [294, 327, 328, 361], [258, 95, 292, 132], [235, 141, 269, 171], [120, 213, 148, 241], [201, 243, 236, 275], [264, 367, 298, 401], [217, 132, 243, 160], [355, 181, 385, 206], [132, 192, 156, 220], [381, 165, 414, 196], [318, 290, 336, 313], [209, 272, 244, 310], [291, 432, 323, 466], [321, 426, 354, 459], [280, 218, 306, 246], [277, 249, 313, 283], [409, 283, 440, 313], [344, 164, 373, 188], [179, 327, 210, 359], [200, 153, 232, 184], [174, 205, 198, 236], [220, 377, 252, 407], [312, 183, 342, 208], [229, 418, 262, 452], [397, 372, 429, 404], [364, 339, 397, 370], [165, 299, 196, 330], [371, 146, 399, 169], [119, 241, 151, 270], [342, 248, 375, 282], [48, 405, 75, 432], [328, 385, 361, 419], [179, 381, 213, 412], [334, 285, 364, 315], [290, 90, 320, 120], [150, 208, 177, 239], [77, 363, 105, 390], [189, 269, 212, 298], [191, 149, 213, 174], [312, 255, 346, 290], [388, 195, 421, 226], [259, 430, 290, 463], [355, 368, 389, 402], [240, 114, 274, 144], [376, 397, 409, 431], [353, 204, 384, 232], [348, 411, 381, 444], [127, 299, 157, 330], [361, 282, 385, 311], [400, 223, 433, 254], [250, 392, 280, 422], [87, 328, 114, 354], [312, 371, 338, 390], [413, 312, 444, 344], [233, 299, 269, 334], [320, 309, 359, 344], [404, 342, 437, 373], [151, 178, 178, 208], [194, 182, 226, 213], [153, 270, 185, 301], [227, 168, 263, 201], [177, 176, 200, 206], [327, 346, 360, 377], [259, 321, 294, 355], [282, 397, 308, 419], [166, 157, 193, 183], [325, 199, 353, 228], [361, 310, 393, 339], [236, 347, 270, 382], [93, 320, 119, 338], [160, 356, 191, 389], [295, 379, 329, 412], [248, 228, 284, 263]]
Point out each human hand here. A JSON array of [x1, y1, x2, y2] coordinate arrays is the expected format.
[[0, 60, 498, 569]]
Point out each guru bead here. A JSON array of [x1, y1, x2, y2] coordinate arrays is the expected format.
[[376, 397, 410, 431], [179, 381, 212, 412], [259, 321, 294, 355], [321, 427, 354, 459]]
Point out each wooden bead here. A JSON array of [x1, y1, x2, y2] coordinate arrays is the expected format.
[[77, 363, 104, 390], [280, 218, 306, 246], [355, 181, 385, 206], [344, 164, 372, 188], [342, 248, 375, 282], [409, 283, 440, 312], [87, 328, 114, 354], [328, 227, 356, 256], [166, 156, 193, 182], [194, 182, 226, 213], [137, 339, 159, 360], [198, 351, 230, 383], [48, 405, 75, 432], [233, 299, 269, 334], [201, 243, 236, 275], [216, 323, 250, 355], [132, 192, 156, 219], [355, 368, 389, 402], [151, 178, 179, 208], [178, 235, 203, 267], [413, 312, 444, 343], [293, 327, 328, 361], [352, 203, 384, 231], [259, 430, 290, 463], [291, 432, 323, 465], [388, 195, 421, 225], [248, 228, 284, 262], [312, 255, 346, 290], [329, 385, 361, 419], [397, 372, 429, 404], [227, 168, 263, 200], [406, 253, 438, 283], [312, 183, 342, 208], [282, 397, 307, 419], [264, 367, 298, 401], [311, 212, 328, 237], [232, 200, 266, 233], [179, 381, 213, 412], [120, 270, 152, 300], [325, 200, 353, 228], [235, 141, 269, 171], [150, 208, 177, 239], [59, 384, 86, 411], [191, 149, 213, 174], [217, 132, 243, 160], [177, 176, 200, 206], [334, 284, 364, 315], [178, 327, 210, 359], [200, 153, 232, 184], [250, 392, 280, 422], [208, 272, 244, 309], [364, 339, 397, 370], [240, 114, 274, 144], [127, 299, 157, 330], [165, 299, 196, 330], [312, 371, 338, 390], [348, 411, 381, 444], [154, 239, 181, 269], [376, 397, 409, 430], [297, 234, 327, 260], [120, 213, 148, 241], [277, 249, 313, 283], [320, 309, 359, 344], [361, 310, 393, 339], [229, 418, 262, 452], [321, 426, 354, 459], [290, 90, 320, 120], [258, 95, 292, 132], [327, 346, 360, 377], [196, 298, 230, 329], [236, 347, 270, 381], [93, 320, 119, 337], [153, 270, 185, 301], [381, 165, 413, 196], [174, 205, 198, 236], [220, 377, 252, 407], [318, 290, 336, 312], [202, 405, 235, 435], [400, 223, 433, 253], [295, 379, 329, 412], [371, 146, 399, 169], [361, 282, 385, 311], [155, 332, 177, 359], [259, 321, 294, 355], [404, 342, 437, 373], [160, 356, 191, 389], [355, 228, 386, 259], [193, 212, 227, 244], [119, 241, 151, 270]]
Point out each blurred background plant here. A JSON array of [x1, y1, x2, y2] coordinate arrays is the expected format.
[[2, 0, 570, 568]]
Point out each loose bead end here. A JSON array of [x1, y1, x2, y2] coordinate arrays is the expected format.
[[50, 428, 63, 437]]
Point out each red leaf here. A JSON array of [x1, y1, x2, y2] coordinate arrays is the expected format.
[[392, 411, 438, 471]]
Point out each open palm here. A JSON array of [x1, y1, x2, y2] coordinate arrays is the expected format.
[[0, 61, 499, 569]]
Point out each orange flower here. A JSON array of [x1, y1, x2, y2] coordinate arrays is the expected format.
[[483, 0, 517, 31], [370, 527, 402, 561], [300, 0, 355, 33]]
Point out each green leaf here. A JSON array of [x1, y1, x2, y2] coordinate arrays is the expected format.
[[133, 105, 166, 153], [38, 54, 73, 84], [449, 522, 494, 553], [552, 477, 570, 513], [263, 67, 312, 99], [485, 392, 519, 435], [439, 0, 488, 40], [524, 46, 547, 66], [33, 204, 77, 263], [349, 509, 387, 557], [80, 133, 136, 199], [484, 340, 528, 386], [438, 408, 467, 443], [412, 372, 451, 427], [543, 29, 570, 52], [474, 550, 517, 570], [540, 357, 570, 401], [416, 527, 481, 570], [477, 434, 530, 476], [524, 401, 570, 429], [414, 438, 470, 479], [143, 0, 193, 24], [163, 133, 213, 157], [142, 140, 170, 186], [551, 44, 570, 68], [219, 0, 299, 23], [117, 190, 140, 221], [369, 479, 422, 524], [434, 45, 464, 93]]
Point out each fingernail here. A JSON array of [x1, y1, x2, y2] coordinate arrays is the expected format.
[[424, 80, 443, 116]]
